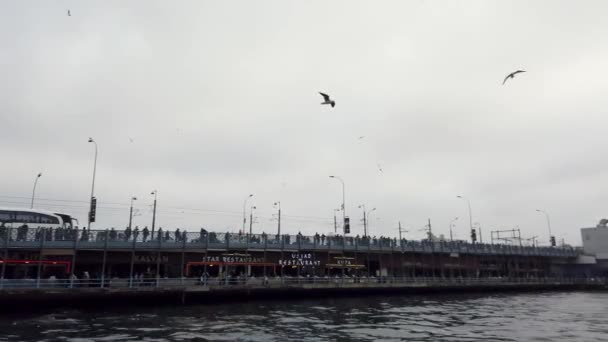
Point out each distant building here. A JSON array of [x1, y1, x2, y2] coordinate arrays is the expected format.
[[580, 219, 608, 276]]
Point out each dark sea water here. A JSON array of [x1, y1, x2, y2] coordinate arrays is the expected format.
[[1, 291, 607, 341]]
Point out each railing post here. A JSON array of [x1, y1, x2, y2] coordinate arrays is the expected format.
[[100, 229, 109, 288]]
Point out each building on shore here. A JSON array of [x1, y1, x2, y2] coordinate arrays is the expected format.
[[580, 219, 608, 277]]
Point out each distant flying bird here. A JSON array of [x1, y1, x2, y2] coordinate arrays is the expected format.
[[358, 136, 365, 140], [319, 92, 335, 108], [502, 70, 526, 85], [67, 10, 71, 16], [129, 137, 134, 143], [377, 163, 383, 173]]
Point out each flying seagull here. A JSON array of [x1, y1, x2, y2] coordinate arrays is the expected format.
[[129, 137, 134, 143], [358, 136, 365, 140], [377, 163, 383, 173], [67, 10, 71, 16], [502, 70, 526, 85], [319, 92, 335, 108]]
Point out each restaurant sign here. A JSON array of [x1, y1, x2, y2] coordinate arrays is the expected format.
[[203, 255, 264, 263], [278, 253, 321, 266]]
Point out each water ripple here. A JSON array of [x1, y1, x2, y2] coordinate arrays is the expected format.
[[0, 292, 607, 341]]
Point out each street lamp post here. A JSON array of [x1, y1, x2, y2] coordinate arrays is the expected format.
[[358, 204, 366, 236], [333, 208, 340, 234], [457, 195, 479, 243], [150, 190, 157, 237], [87, 138, 98, 229], [367, 208, 376, 236], [536, 209, 553, 246], [329, 176, 346, 233], [242, 194, 254, 233], [274, 202, 281, 237], [129, 196, 137, 230], [30, 172, 42, 209], [449, 217, 458, 242], [249, 206, 256, 235]]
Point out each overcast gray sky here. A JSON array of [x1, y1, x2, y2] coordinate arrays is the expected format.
[[2, 0, 608, 245]]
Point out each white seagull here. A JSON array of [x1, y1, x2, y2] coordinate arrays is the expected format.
[[319, 92, 335, 108], [502, 70, 526, 85]]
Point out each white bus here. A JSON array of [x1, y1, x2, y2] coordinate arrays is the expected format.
[[0, 207, 78, 229]]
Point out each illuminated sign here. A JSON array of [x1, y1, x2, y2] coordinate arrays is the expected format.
[[203, 255, 264, 263], [278, 253, 320, 266]]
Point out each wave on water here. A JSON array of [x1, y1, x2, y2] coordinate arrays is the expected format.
[[0, 292, 607, 341]]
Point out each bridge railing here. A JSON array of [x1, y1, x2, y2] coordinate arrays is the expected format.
[[0, 226, 579, 257], [0, 276, 604, 290]]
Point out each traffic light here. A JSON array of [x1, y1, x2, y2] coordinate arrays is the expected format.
[[471, 228, 477, 243], [550, 236, 556, 247], [344, 217, 350, 234], [89, 197, 97, 223]]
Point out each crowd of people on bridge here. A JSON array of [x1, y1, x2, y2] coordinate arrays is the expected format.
[[0, 223, 576, 256], [1, 223, 417, 248]]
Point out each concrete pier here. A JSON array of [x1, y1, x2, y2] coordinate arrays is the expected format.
[[0, 277, 605, 311]]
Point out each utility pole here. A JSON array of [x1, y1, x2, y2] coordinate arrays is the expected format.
[[427, 218, 432, 241], [530, 236, 538, 247], [243, 194, 254, 232], [150, 190, 157, 237], [249, 206, 256, 235], [358, 204, 370, 236], [399, 221, 402, 241], [274, 202, 281, 237], [398, 221, 408, 241], [363, 210, 367, 237], [329, 176, 346, 234], [449, 217, 458, 242], [518, 228, 522, 247], [128, 196, 137, 230]]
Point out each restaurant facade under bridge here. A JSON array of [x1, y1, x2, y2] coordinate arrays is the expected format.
[[0, 228, 581, 282]]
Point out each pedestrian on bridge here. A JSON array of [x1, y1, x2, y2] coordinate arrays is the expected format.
[[143, 226, 150, 242]]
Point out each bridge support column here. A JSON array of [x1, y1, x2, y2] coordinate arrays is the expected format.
[[100, 229, 108, 288], [69, 230, 79, 288], [0, 228, 8, 288], [36, 229, 45, 288], [129, 237, 135, 288]]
